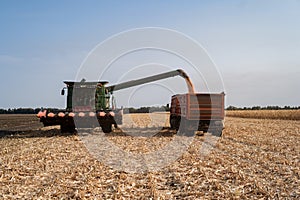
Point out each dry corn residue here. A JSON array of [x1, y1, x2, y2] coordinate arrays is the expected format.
[[0, 114, 299, 199]]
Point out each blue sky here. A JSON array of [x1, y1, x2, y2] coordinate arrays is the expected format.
[[0, 0, 299, 109]]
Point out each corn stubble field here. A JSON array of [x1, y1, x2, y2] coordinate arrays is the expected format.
[[0, 111, 299, 199]]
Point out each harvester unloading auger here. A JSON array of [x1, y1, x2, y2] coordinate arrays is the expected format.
[[37, 69, 225, 136]]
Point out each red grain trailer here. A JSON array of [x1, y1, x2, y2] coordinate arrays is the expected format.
[[170, 92, 225, 136]]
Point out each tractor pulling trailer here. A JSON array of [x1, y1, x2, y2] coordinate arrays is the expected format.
[[37, 69, 225, 136]]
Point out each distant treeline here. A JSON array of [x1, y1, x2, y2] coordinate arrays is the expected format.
[[0, 106, 170, 114], [124, 106, 170, 113], [226, 105, 300, 110], [1, 105, 299, 114], [0, 108, 61, 114]]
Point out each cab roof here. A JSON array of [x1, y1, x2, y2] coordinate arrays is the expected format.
[[63, 81, 109, 86]]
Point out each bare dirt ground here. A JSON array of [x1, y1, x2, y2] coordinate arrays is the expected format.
[[0, 114, 299, 199]]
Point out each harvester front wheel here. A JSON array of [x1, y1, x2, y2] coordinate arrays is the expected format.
[[61, 123, 76, 133], [101, 123, 112, 133]]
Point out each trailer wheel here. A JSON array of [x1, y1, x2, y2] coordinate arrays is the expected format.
[[211, 129, 223, 137], [170, 115, 180, 130], [178, 118, 197, 137], [209, 126, 223, 137], [210, 121, 223, 137]]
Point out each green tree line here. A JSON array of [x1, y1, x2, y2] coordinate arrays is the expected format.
[[0, 108, 61, 114], [0, 106, 170, 114], [226, 105, 300, 110], [0, 105, 298, 114], [124, 106, 170, 113]]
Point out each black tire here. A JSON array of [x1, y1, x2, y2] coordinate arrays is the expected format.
[[211, 129, 222, 137], [178, 118, 196, 137], [210, 126, 223, 137], [170, 115, 176, 129], [198, 121, 209, 133], [101, 123, 112, 133], [170, 115, 180, 130], [43, 121, 51, 127], [209, 121, 223, 137], [61, 123, 76, 133]]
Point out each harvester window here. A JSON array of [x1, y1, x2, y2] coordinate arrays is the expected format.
[[95, 86, 111, 110]]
